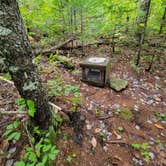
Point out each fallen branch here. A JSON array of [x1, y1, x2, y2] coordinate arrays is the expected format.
[[0, 109, 27, 115], [106, 140, 129, 145], [97, 115, 113, 120], [34, 38, 75, 56]]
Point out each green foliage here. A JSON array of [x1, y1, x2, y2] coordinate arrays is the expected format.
[[14, 126, 59, 166], [16, 98, 36, 117], [18, 0, 165, 45], [3, 120, 21, 142], [48, 53, 74, 70], [155, 112, 166, 122], [27, 100, 36, 117], [47, 79, 80, 98], [117, 126, 124, 132], [0, 73, 11, 81], [66, 156, 72, 163], [113, 108, 134, 121], [33, 54, 42, 65], [131, 142, 151, 163]]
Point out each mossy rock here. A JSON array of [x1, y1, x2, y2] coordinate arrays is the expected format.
[[110, 78, 128, 91], [114, 108, 134, 121]]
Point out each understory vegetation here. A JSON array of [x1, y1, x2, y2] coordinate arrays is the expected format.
[[0, 0, 166, 166]]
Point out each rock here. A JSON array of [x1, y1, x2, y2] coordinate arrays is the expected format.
[[146, 100, 154, 105], [109, 78, 128, 91], [5, 159, 14, 166], [8, 147, 16, 154], [135, 125, 140, 130], [149, 152, 155, 159], [116, 135, 122, 140], [103, 146, 108, 152]]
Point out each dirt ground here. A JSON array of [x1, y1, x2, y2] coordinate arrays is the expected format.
[[0, 44, 166, 166]]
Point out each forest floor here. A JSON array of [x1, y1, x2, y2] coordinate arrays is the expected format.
[[0, 43, 166, 166]]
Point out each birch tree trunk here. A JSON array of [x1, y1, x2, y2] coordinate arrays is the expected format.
[[0, 0, 51, 129]]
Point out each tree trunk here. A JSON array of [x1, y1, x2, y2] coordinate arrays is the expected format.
[[0, 0, 51, 129], [159, 7, 166, 34], [125, 15, 129, 33], [136, 0, 151, 66]]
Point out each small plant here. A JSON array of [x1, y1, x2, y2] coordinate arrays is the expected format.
[[33, 54, 42, 65], [113, 108, 134, 121], [131, 142, 151, 163], [117, 126, 124, 132], [155, 112, 166, 122], [95, 109, 101, 116], [99, 131, 106, 143], [47, 80, 80, 98], [16, 98, 36, 117], [15, 127, 59, 166], [66, 155, 72, 163], [2, 120, 21, 142]]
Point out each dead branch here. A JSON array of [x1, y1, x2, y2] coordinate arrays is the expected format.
[[34, 38, 76, 56], [0, 109, 27, 115]]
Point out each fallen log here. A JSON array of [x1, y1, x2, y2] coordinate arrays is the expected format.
[[34, 38, 75, 56]]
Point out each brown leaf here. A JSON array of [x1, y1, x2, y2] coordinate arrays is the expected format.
[[91, 137, 97, 148], [155, 124, 164, 129]]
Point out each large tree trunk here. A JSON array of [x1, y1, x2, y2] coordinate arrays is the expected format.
[[135, 0, 151, 66], [0, 0, 51, 129]]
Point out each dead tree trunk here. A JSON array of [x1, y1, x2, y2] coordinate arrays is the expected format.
[[136, 0, 151, 66], [0, 0, 51, 129], [159, 7, 166, 34]]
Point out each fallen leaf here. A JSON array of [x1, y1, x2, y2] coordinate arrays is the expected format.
[[95, 128, 101, 133], [91, 137, 97, 148], [155, 124, 164, 129], [154, 97, 161, 102]]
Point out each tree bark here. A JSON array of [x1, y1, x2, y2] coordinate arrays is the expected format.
[[0, 0, 51, 129], [136, 0, 151, 66], [159, 7, 166, 34]]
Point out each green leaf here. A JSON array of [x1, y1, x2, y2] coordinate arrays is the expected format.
[[66, 156, 72, 162], [43, 145, 51, 152], [7, 132, 20, 141], [36, 163, 45, 166], [131, 143, 140, 149], [48, 153, 55, 160], [2, 129, 12, 137], [7, 124, 14, 130], [29, 152, 37, 162], [14, 161, 25, 166], [13, 120, 19, 129], [27, 100, 36, 117], [15, 132, 21, 141]]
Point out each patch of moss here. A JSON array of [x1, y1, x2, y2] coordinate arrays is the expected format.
[[114, 108, 134, 121], [110, 78, 128, 91]]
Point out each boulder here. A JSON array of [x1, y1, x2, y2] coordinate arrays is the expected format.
[[110, 78, 128, 91]]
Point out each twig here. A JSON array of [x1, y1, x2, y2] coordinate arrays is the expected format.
[[0, 109, 27, 115], [106, 140, 129, 145], [49, 102, 61, 111], [97, 115, 113, 120]]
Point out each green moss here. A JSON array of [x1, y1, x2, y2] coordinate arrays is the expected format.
[[110, 78, 128, 91], [114, 108, 134, 121]]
